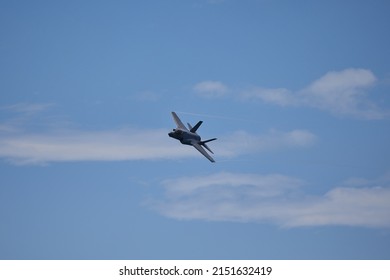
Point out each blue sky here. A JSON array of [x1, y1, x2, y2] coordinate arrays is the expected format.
[[1, 0, 390, 259]]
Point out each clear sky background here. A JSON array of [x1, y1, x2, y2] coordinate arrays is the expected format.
[[1, 0, 390, 259]]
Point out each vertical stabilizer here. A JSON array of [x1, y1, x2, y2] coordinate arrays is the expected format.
[[190, 121, 203, 133]]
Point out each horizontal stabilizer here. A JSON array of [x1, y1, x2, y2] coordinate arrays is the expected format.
[[200, 138, 217, 145], [203, 143, 214, 154], [200, 138, 217, 154]]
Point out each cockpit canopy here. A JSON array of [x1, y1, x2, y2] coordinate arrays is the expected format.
[[173, 128, 183, 135]]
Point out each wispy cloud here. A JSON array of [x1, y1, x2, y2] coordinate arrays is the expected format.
[[241, 88, 295, 106], [0, 128, 194, 164], [0, 102, 58, 133], [241, 68, 387, 119], [215, 129, 316, 157], [0, 102, 316, 164], [199, 69, 386, 119], [193, 80, 229, 98], [151, 172, 390, 228], [2, 103, 54, 115], [0, 128, 316, 164], [301, 68, 382, 118]]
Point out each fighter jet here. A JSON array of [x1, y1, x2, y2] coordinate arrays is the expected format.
[[168, 112, 217, 162]]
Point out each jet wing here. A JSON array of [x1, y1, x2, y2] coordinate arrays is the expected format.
[[171, 112, 188, 131], [191, 140, 215, 163]]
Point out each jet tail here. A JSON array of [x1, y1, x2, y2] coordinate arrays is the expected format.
[[201, 138, 217, 144], [188, 121, 203, 133], [200, 138, 217, 154]]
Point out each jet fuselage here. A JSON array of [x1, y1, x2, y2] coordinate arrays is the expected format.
[[168, 129, 201, 145]]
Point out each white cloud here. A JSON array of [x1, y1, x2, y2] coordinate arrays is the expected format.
[[215, 129, 316, 157], [304, 68, 376, 94], [299, 68, 381, 118], [161, 172, 303, 198], [285, 186, 390, 227], [0, 103, 317, 164], [0, 127, 315, 164], [241, 88, 295, 106], [240, 68, 387, 119], [152, 172, 390, 228], [193, 80, 229, 98], [0, 128, 194, 164]]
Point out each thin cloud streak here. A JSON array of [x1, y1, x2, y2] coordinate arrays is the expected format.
[[2, 103, 55, 115], [0, 101, 316, 164], [152, 172, 390, 228], [0, 128, 193, 164], [215, 129, 316, 157], [0, 127, 316, 164]]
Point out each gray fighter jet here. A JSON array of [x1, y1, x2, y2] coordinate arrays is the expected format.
[[168, 112, 217, 162]]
